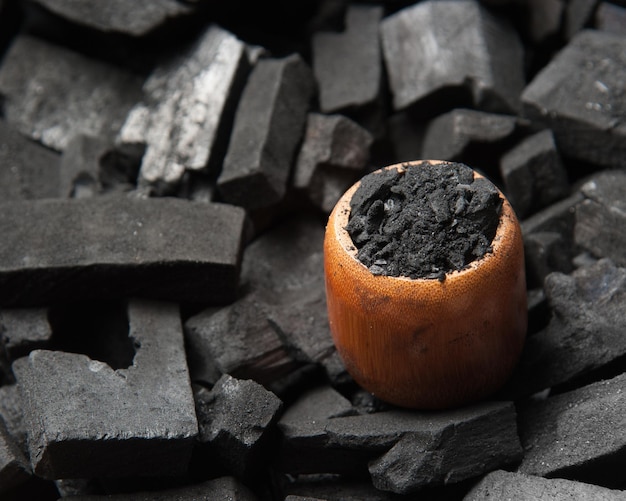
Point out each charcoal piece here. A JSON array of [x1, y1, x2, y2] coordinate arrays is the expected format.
[[564, 0, 598, 39], [0, 121, 60, 201], [0, 308, 52, 361], [525, 0, 565, 44], [386, 111, 427, 164], [217, 54, 315, 210], [500, 129, 569, 218], [0, 196, 245, 306], [575, 171, 626, 266], [60, 135, 136, 198], [0, 416, 30, 493], [196, 374, 282, 479], [464, 470, 626, 500], [118, 25, 250, 191], [421, 108, 518, 162], [507, 259, 626, 397], [0, 35, 142, 152], [284, 476, 400, 501], [595, 2, 626, 34], [524, 231, 573, 286], [13, 300, 198, 479], [279, 400, 522, 488], [29, 0, 192, 37], [0, 385, 26, 454], [294, 113, 372, 213], [312, 5, 384, 114], [279, 386, 353, 425], [518, 372, 626, 486], [522, 30, 626, 170], [380, 0, 524, 113], [66, 477, 258, 500]]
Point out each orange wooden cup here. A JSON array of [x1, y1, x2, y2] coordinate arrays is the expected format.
[[324, 160, 527, 409]]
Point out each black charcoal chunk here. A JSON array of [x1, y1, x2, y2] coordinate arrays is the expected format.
[[0, 121, 60, 201], [0, 385, 26, 454], [29, 0, 192, 37], [380, 0, 524, 113], [0, 308, 52, 361], [421, 108, 518, 162], [66, 476, 258, 500], [518, 372, 626, 487], [508, 259, 626, 396], [118, 25, 250, 191], [464, 470, 626, 500], [217, 54, 315, 210], [279, 386, 353, 425], [312, 5, 383, 115], [575, 170, 626, 266], [13, 300, 198, 479], [0, 416, 30, 494], [525, 0, 565, 44], [284, 476, 399, 501], [524, 231, 573, 286], [564, 0, 598, 39], [0, 197, 245, 306], [0, 35, 142, 152], [279, 401, 522, 491], [294, 113, 372, 213], [595, 2, 626, 35], [195, 374, 282, 479], [522, 30, 626, 170], [500, 129, 569, 218]]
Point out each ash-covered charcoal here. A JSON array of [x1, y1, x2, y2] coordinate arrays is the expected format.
[[345, 162, 502, 279]]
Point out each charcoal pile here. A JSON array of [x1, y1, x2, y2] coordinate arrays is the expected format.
[[1, 0, 626, 499]]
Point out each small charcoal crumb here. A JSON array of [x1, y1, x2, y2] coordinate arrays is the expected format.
[[345, 161, 502, 280]]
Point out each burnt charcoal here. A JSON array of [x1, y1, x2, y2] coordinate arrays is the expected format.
[[380, 0, 524, 114], [279, 401, 522, 491], [522, 30, 626, 170], [595, 2, 626, 34], [118, 25, 250, 192], [0, 416, 30, 494], [294, 113, 373, 214], [386, 111, 427, 164], [312, 5, 384, 127], [0, 385, 26, 455], [508, 259, 626, 396], [29, 0, 193, 37], [464, 470, 626, 500], [217, 54, 315, 210], [0, 196, 245, 306], [0, 35, 143, 152], [283, 476, 400, 501], [524, 231, 573, 286], [0, 308, 52, 362], [564, 0, 598, 39], [575, 170, 626, 266], [195, 374, 282, 479], [12, 300, 198, 479], [500, 129, 569, 218], [524, 0, 564, 44], [279, 386, 353, 425], [421, 108, 518, 162], [67, 476, 259, 500], [0, 121, 61, 201], [518, 372, 626, 487]]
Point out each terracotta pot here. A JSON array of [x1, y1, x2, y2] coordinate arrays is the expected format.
[[324, 160, 527, 409]]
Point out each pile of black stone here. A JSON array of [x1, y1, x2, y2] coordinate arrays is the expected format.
[[0, 0, 626, 499]]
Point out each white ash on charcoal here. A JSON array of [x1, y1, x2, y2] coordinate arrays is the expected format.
[[217, 54, 315, 210], [0, 121, 61, 201], [380, 0, 525, 114], [0, 35, 143, 152], [517, 372, 626, 488], [293, 113, 373, 214], [522, 29, 626, 170], [13, 300, 198, 479], [0, 197, 246, 306]]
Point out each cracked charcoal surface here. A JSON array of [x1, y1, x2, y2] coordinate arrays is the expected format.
[[346, 162, 502, 280]]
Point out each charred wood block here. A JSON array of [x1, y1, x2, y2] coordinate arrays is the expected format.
[[118, 25, 250, 191], [0, 416, 30, 494], [312, 5, 383, 114], [279, 386, 353, 425], [518, 372, 626, 487], [522, 30, 626, 170], [12, 300, 198, 479], [500, 129, 569, 218], [0, 35, 143, 152], [575, 170, 626, 266], [0, 308, 52, 362], [0, 385, 26, 455], [294, 113, 372, 213], [380, 0, 524, 114], [217, 54, 315, 210], [524, 231, 573, 286], [195, 374, 282, 480], [564, 0, 598, 40], [464, 470, 626, 500], [525, 0, 565, 44], [595, 2, 626, 35], [29, 0, 193, 37], [508, 259, 626, 396], [0, 196, 245, 306]]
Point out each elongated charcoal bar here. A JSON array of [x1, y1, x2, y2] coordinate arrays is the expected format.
[[0, 196, 246, 306]]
